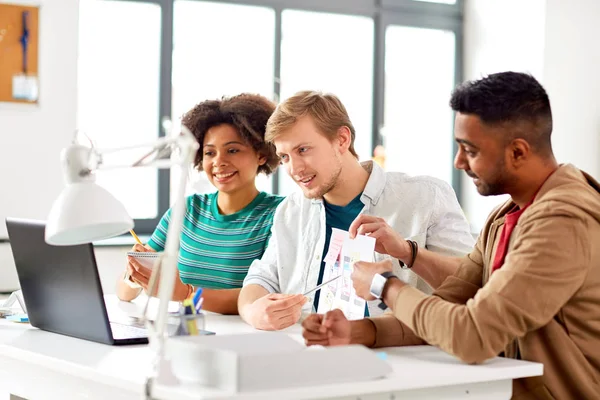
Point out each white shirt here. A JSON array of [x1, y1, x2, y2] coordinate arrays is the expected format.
[[244, 161, 475, 316]]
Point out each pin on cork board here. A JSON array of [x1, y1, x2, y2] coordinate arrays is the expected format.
[[0, 3, 39, 104]]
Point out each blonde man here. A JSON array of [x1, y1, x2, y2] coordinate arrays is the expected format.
[[238, 91, 475, 330]]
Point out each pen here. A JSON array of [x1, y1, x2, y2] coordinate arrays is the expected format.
[[303, 274, 343, 296], [195, 298, 204, 313], [193, 287, 203, 306], [20, 11, 29, 75], [129, 229, 143, 245]]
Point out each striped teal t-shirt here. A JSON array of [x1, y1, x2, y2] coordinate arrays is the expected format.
[[147, 191, 284, 289]]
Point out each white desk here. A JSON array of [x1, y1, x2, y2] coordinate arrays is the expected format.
[[0, 295, 543, 400]]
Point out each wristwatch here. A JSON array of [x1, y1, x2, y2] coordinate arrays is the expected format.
[[369, 271, 398, 310]]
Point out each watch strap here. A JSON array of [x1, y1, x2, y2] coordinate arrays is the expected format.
[[381, 271, 397, 280]]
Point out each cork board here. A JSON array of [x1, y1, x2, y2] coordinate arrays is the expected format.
[[0, 3, 39, 103]]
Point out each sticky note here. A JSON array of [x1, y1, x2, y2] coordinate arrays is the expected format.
[[12, 74, 39, 101], [323, 231, 345, 264]]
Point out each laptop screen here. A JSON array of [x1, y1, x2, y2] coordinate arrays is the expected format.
[[5, 217, 117, 344]]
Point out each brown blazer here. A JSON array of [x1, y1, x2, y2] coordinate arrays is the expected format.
[[369, 164, 600, 399]]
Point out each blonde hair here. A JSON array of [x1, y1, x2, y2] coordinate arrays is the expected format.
[[266, 91, 358, 158]]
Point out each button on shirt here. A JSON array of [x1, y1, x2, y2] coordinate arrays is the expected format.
[[243, 161, 476, 317]]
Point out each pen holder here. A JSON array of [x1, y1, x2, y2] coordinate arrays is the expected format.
[[173, 312, 205, 336]]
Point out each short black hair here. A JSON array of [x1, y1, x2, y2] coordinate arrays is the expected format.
[[450, 72, 553, 153], [182, 93, 279, 175]]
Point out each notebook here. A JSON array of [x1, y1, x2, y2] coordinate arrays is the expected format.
[[127, 251, 161, 269], [125, 252, 162, 288]]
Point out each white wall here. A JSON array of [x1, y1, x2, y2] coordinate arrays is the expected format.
[[543, 0, 600, 177], [462, 0, 547, 232], [463, 0, 600, 232], [0, 0, 79, 237], [0, 0, 79, 290]]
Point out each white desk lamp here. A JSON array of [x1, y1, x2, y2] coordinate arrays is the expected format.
[[45, 121, 199, 393]]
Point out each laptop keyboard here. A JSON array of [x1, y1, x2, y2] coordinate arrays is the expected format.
[[110, 321, 180, 340], [110, 322, 148, 340]]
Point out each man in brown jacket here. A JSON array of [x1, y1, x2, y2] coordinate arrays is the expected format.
[[302, 72, 600, 399]]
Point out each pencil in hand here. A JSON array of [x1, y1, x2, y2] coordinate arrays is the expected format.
[[129, 229, 143, 245], [125, 229, 144, 289]]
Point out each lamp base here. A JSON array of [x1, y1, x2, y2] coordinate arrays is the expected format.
[[165, 332, 392, 392]]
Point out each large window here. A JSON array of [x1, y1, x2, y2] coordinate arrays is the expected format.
[[171, 1, 276, 200], [78, 0, 463, 233], [78, 0, 162, 220], [278, 10, 374, 195], [383, 25, 456, 184]]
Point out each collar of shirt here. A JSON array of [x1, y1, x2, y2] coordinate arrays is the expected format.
[[309, 160, 386, 209]]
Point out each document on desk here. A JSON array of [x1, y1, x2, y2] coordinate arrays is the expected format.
[[317, 228, 375, 319]]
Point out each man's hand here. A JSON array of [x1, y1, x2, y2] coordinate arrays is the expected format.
[[349, 215, 411, 260], [302, 309, 351, 346], [246, 293, 308, 331], [351, 260, 394, 300]]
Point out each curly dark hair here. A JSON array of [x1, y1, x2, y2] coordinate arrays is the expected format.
[[182, 93, 279, 175], [450, 72, 553, 154]]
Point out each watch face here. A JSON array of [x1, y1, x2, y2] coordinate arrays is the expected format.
[[369, 274, 387, 299]]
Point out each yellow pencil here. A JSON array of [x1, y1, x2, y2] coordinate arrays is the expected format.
[[129, 229, 143, 245]]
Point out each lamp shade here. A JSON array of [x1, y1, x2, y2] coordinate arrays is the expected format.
[[45, 181, 134, 245]]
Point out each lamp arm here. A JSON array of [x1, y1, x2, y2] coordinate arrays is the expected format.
[[154, 143, 195, 335], [145, 130, 198, 368], [93, 135, 178, 155], [63, 134, 194, 184]]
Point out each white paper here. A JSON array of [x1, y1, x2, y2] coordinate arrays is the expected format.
[[124, 252, 162, 288], [317, 228, 375, 320], [12, 74, 39, 101]]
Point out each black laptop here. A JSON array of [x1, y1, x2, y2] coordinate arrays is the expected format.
[[5, 217, 149, 345]]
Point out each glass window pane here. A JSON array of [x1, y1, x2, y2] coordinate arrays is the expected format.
[[383, 26, 455, 184], [172, 1, 276, 198], [279, 10, 374, 195], [78, 0, 161, 219], [413, 0, 457, 4]]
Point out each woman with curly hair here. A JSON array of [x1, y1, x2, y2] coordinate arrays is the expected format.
[[117, 94, 284, 314]]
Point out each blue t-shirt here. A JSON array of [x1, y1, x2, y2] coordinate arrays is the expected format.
[[314, 193, 364, 311]]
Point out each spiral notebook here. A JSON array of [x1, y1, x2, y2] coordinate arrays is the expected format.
[[124, 252, 162, 288], [126, 251, 162, 270]]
